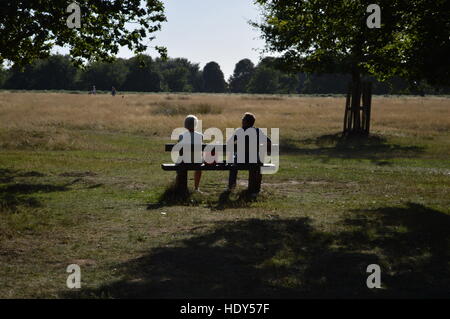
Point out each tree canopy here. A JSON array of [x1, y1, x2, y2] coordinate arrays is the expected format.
[[229, 59, 255, 93], [202, 62, 226, 93], [1, 53, 448, 95], [253, 0, 450, 85], [0, 0, 167, 67]]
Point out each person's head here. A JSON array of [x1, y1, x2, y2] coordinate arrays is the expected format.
[[184, 115, 198, 132], [242, 112, 256, 129]]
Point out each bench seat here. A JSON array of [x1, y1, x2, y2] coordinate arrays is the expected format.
[[161, 163, 275, 171]]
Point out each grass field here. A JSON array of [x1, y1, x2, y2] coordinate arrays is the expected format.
[[0, 91, 449, 298]]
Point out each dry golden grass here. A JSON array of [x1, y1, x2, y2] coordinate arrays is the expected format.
[[0, 92, 449, 146]]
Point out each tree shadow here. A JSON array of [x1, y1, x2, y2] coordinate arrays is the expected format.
[[64, 202, 449, 299], [340, 202, 450, 297], [1, 168, 74, 212], [281, 133, 424, 163]]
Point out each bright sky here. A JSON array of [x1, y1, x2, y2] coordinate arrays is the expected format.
[[53, 1, 269, 79], [121, 0, 268, 80]]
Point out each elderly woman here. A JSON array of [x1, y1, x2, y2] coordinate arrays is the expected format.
[[178, 115, 203, 192]]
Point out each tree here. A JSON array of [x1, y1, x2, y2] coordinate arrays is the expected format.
[[4, 55, 78, 90], [229, 59, 255, 93], [123, 55, 161, 92], [0, 65, 8, 88], [247, 57, 299, 94], [202, 62, 226, 93], [29, 55, 78, 90], [0, 1, 166, 67], [80, 58, 129, 91], [299, 73, 351, 94], [154, 58, 203, 92], [253, 0, 450, 132], [248, 66, 280, 94]]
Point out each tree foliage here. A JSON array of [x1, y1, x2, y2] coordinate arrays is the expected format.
[[1, 54, 448, 94], [80, 59, 129, 90], [253, 0, 450, 85], [229, 59, 255, 93], [202, 62, 226, 93], [122, 55, 161, 92], [0, 0, 166, 67]]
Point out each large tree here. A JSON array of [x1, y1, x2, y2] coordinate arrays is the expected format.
[[80, 59, 129, 90], [156, 58, 201, 92], [30, 55, 78, 90], [0, 0, 166, 67], [202, 62, 226, 93], [253, 0, 450, 131], [122, 55, 161, 92], [248, 66, 280, 94], [254, 0, 450, 84], [4, 55, 78, 90], [229, 59, 255, 93]]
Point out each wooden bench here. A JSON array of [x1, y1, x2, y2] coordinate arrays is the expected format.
[[161, 143, 276, 193]]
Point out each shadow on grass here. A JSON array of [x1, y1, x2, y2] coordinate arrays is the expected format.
[[282, 133, 424, 164], [0, 168, 94, 212], [211, 189, 259, 211], [0, 168, 65, 211], [341, 203, 450, 296], [146, 183, 192, 209], [147, 185, 261, 210], [64, 202, 449, 298]]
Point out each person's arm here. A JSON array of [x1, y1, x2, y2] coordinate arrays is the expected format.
[[226, 130, 237, 145], [226, 130, 238, 163], [258, 128, 272, 155]]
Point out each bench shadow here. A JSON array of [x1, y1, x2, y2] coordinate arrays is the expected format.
[[146, 183, 192, 209], [147, 185, 262, 210], [62, 202, 449, 298], [282, 133, 424, 164], [211, 189, 258, 211]]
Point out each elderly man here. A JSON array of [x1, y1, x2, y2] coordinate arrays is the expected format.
[[227, 112, 271, 194]]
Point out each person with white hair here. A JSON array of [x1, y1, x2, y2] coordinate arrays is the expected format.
[[178, 115, 204, 192]]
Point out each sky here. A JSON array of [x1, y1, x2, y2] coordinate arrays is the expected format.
[[52, 0, 271, 79], [118, 0, 268, 80]]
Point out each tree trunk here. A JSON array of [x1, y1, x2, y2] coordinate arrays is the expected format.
[[351, 68, 362, 133], [343, 67, 373, 136]]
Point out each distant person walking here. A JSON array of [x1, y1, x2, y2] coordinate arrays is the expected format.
[[111, 86, 116, 96], [91, 85, 96, 95]]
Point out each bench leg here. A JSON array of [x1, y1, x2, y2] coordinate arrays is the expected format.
[[175, 169, 188, 194], [248, 168, 262, 194]]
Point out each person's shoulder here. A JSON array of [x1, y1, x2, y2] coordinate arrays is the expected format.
[[180, 130, 190, 139], [194, 131, 203, 138]]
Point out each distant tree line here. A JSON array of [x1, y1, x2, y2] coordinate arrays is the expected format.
[[1, 54, 449, 95]]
